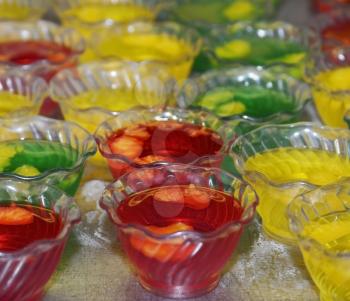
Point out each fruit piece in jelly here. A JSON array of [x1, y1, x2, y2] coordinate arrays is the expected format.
[[14, 165, 40, 177], [134, 155, 173, 164], [110, 136, 143, 159], [130, 222, 194, 262], [154, 186, 210, 210], [0, 206, 34, 225], [124, 126, 150, 140]]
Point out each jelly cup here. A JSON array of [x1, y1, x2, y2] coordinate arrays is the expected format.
[[0, 179, 80, 301], [0, 20, 85, 118], [305, 48, 350, 128], [100, 164, 258, 298], [53, 0, 165, 62], [288, 179, 350, 301], [0, 72, 47, 118], [192, 21, 311, 78], [0, 0, 49, 21], [162, 0, 280, 29], [50, 60, 175, 167], [92, 21, 202, 82], [230, 122, 350, 244], [177, 67, 311, 134], [94, 107, 235, 179], [0, 116, 96, 196]]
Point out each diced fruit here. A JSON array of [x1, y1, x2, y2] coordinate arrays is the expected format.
[[124, 126, 150, 140], [184, 185, 210, 209], [154, 187, 184, 204], [199, 88, 235, 110], [129, 222, 194, 262], [215, 39, 251, 60], [0, 206, 34, 225], [109, 136, 143, 159], [134, 155, 173, 165], [149, 121, 184, 131], [14, 165, 40, 177]]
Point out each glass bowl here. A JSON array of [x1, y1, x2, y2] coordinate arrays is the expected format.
[[92, 21, 202, 82], [192, 21, 310, 78], [50, 60, 175, 167], [0, 178, 80, 301], [0, 116, 97, 196], [0, 72, 47, 118], [53, 0, 165, 62], [0, 0, 50, 21], [305, 47, 350, 128], [162, 0, 280, 29], [50, 60, 176, 134], [100, 163, 258, 298], [230, 122, 350, 244], [94, 107, 235, 179], [288, 179, 350, 301], [177, 67, 311, 134]]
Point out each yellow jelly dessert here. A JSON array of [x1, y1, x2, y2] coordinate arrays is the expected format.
[[224, 1, 255, 21], [95, 33, 198, 82], [0, 92, 37, 117], [244, 147, 350, 242], [300, 212, 350, 301], [312, 67, 350, 128], [58, 3, 158, 62], [14, 165, 40, 176], [0, 4, 35, 20]]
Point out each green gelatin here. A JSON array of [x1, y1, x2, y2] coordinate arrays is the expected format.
[[192, 85, 296, 119], [194, 37, 305, 76], [0, 140, 82, 196]]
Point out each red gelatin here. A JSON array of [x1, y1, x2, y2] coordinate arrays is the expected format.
[[106, 121, 223, 179], [313, 0, 350, 12], [0, 203, 61, 252], [116, 185, 244, 298], [322, 19, 350, 46]]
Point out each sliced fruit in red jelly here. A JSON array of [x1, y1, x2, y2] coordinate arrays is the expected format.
[[110, 136, 143, 159], [154, 187, 184, 204], [0, 206, 34, 225], [124, 126, 150, 140], [184, 186, 210, 210], [130, 222, 194, 262]]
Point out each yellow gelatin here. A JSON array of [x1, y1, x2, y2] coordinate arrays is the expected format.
[[244, 148, 350, 242], [0, 4, 32, 20], [96, 34, 195, 82], [14, 165, 40, 176], [61, 4, 154, 24], [0, 92, 37, 117], [301, 212, 350, 301], [313, 67, 350, 128], [60, 3, 156, 62], [215, 39, 252, 60], [224, 1, 255, 21]]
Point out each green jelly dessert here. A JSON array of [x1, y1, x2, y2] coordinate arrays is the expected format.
[[193, 21, 307, 78], [192, 85, 296, 119], [0, 140, 83, 196]]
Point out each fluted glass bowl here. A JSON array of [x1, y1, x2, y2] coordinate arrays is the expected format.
[[0, 0, 49, 21], [54, 0, 165, 62], [231, 122, 350, 244], [95, 107, 235, 179], [0, 72, 47, 118], [92, 21, 202, 82], [288, 179, 350, 301], [0, 179, 80, 301], [0, 116, 96, 196], [0, 20, 84, 81], [305, 48, 350, 128], [100, 164, 258, 298], [192, 21, 310, 78], [50, 60, 175, 167], [162, 0, 280, 28], [178, 67, 311, 135]]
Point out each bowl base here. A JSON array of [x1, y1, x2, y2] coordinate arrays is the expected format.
[[138, 274, 220, 299], [262, 224, 297, 246]]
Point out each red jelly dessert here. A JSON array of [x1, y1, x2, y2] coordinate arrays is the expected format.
[[322, 19, 350, 46], [313, 0, 350, 13], [0, 203, 61, 252], [116, 185, 244, 296], [105, 121, 223, 179]]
